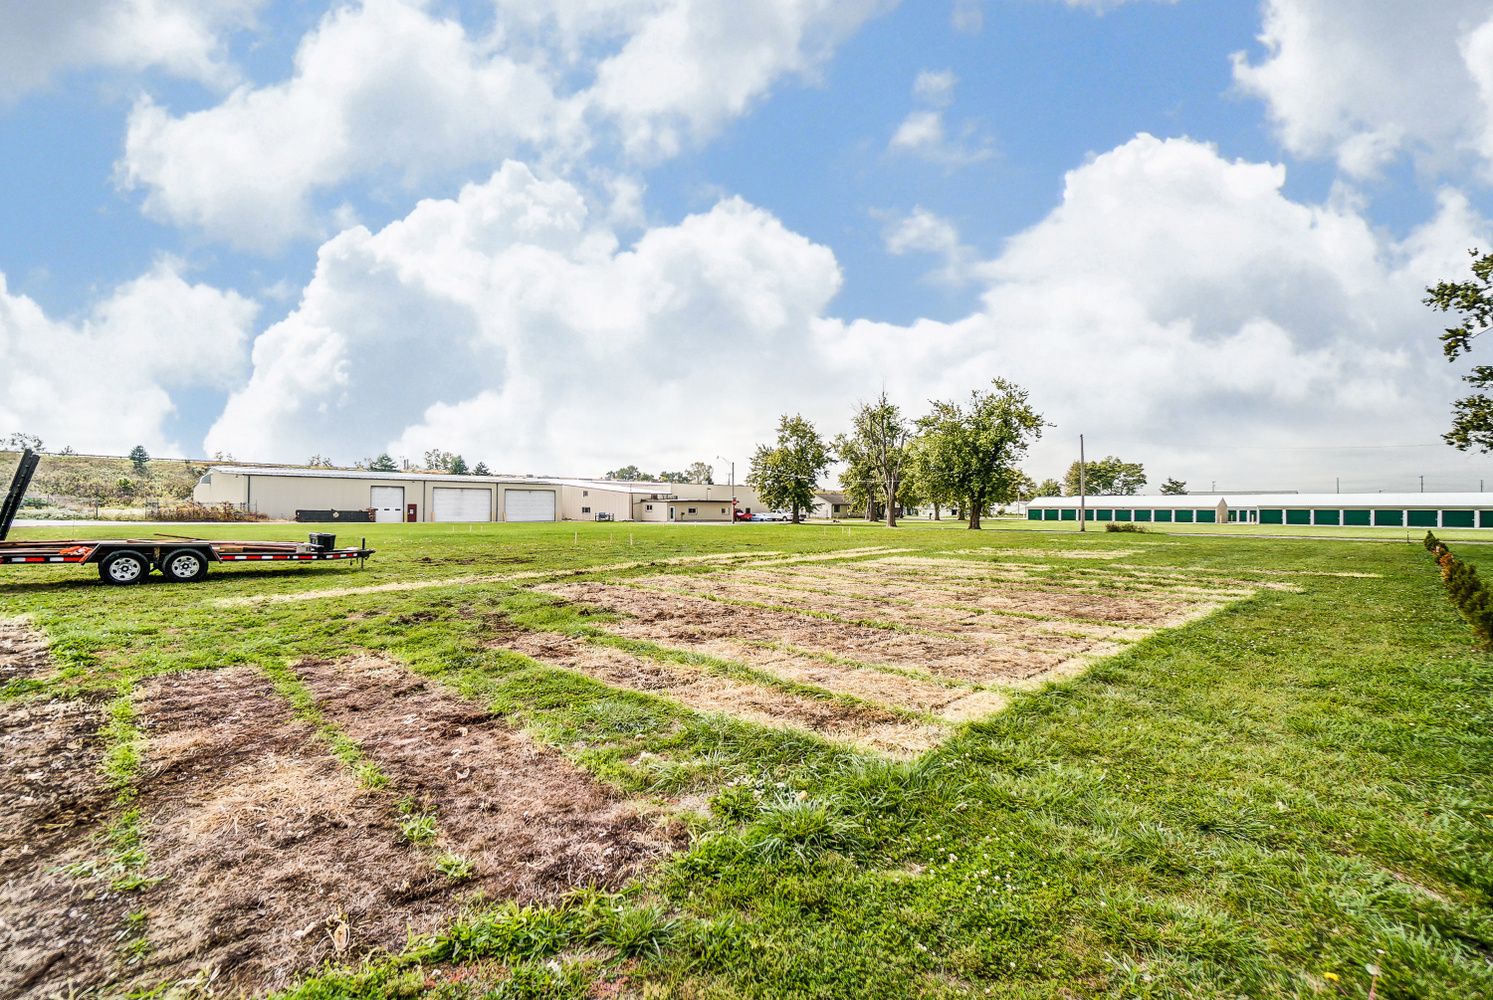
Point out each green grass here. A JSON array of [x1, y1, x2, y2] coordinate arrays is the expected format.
[[3, 520, 1492, 998]]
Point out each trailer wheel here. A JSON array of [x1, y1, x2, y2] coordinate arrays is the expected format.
[[161, 548, 209, 583], [99, 550, 149, 585]]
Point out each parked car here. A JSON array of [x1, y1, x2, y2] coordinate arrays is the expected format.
[[750, 511, 789, 521]]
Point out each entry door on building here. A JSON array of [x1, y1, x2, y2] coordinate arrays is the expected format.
[[370, 486, 405, 523]]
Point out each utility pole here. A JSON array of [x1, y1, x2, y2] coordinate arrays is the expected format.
[[1420, 475, 1425, 493], [1336, 477, 1339, 494], [1079, 434, 1086, 532], [717, 455, 736, 521]]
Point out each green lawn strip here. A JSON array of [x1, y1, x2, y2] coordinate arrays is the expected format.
[[258, 656, 391, 788], [624, 565, 1493, 999], [5, 526, 1493, 997], [58, 685, 164, 893]]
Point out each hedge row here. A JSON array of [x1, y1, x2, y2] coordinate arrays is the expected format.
[[1424, 531, 1493, 645]]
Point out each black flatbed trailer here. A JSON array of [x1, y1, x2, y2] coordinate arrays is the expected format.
[[0, 450, 374, 585]]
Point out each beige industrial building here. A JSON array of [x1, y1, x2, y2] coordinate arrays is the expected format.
[[194, 466, 763, 523]]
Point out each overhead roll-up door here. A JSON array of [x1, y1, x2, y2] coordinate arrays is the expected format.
[[433, 488, 491, 522], [370, 486, 404, 524], [506, 489, 556, 522]]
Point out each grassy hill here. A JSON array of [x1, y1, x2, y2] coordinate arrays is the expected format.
[[1, 450, 209, 511]]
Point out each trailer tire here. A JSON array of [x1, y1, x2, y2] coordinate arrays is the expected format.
[[161, 548, 209, 583], [99, 550, 149, 585]]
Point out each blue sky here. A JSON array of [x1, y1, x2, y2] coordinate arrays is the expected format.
[[3, 0, 1493, 493]]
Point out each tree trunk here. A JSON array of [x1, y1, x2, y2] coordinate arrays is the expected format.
[[967, 491, 983, 529], [933, 502, 940, 521], [885, 480, 897, 528], [791, 503, 801, 524]]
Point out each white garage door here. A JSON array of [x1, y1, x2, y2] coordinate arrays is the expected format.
[[370, 486, 404, 523], [432, 487, 491, 522], [505, 489, 555, 522]]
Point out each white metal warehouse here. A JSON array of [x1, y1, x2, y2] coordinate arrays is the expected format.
[[1024, 493, 1493, 528], [193, 466, 765, 523]]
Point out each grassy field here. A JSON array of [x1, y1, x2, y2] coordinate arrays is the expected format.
[[1, 520, 1490, 999]]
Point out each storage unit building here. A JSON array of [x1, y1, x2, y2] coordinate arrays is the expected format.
[[1023, 493, 1493, 528]]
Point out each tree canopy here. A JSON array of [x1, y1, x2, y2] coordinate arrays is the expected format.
[[1063, 456, 1146, 495], [684, 461, 714, 484], [846, 392, 912, 527], [1034, 477, 1063, 499], [128, 445, 150, 474], [604, 464, 655, 482], [747, 414, 832, 523], [362, 453, 398, 472], [916, 379, 1045, 529], [1160, 477, 1188, 495], [1425, 249, 1493, 451]]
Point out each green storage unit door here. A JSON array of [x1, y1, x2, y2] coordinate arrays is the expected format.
[[1154, 509, 1173, 522], [1134, 509, 1151, 521], [1343, 510, 1371, 526], [1097, 509, 1113, 521], [1115, 509, 1132, 521], [1482, 510, 1493, 528], [1313, 509, 1340, 525], [1028, 509, 1041, 520], [1060, 508, 1076, 520], [1175, 509, 1193, 522], [1286, 509, 1311, 525], [1408, 509, 1438, 527], [1374, 509, 1403, 526], [1260, 509, 1284, 524], [1197, 509, 1216, 523], [1442, 509, 1475, 528], [1044, 508, 1059, 520]]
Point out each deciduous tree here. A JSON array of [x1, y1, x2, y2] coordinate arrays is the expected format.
[[1064, 456, 1146, 495], [1160, 477, 1188, 495], [847, 391, 912, 527], [1426, 249, 1493, 450], [684, 461, 714, 484], [917, 379, 1045, 529], [747, 414, 831, 524]]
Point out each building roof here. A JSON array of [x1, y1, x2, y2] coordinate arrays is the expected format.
[[206, 465, 553, 486], [1028, 492, 1493, 509], [815, 492, 849, 504]]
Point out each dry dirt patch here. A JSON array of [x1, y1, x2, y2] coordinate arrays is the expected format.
[[543, 582, 1074, 685], [295, 656, 681, 896], [0, 695, 116, 1000], [639, 571, 1129, 646], [499, 632, 943, 756], [0, 619, 52, 686], [114, 667, 462, 997]]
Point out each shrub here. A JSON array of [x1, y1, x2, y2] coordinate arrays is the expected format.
[[1106, 522, 1148, 533], [1424, 532, 1493, 645]]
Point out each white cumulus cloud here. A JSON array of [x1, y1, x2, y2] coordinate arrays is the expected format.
[[1234, 0, 1493, 178], [117, 0, 890, 251], [204, 136, 1489, 488], [203, 161, 843, 471], [0, 261, 258, 454], [0, 0, 259, 98]]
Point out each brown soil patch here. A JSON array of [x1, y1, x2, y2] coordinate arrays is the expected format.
[[542, 582, 1073, 684], [500, 633, 942, 756], [644, 572, 1135, 644], [0, 696, 115, 1000], [115, 668, 457, 997], [802, 559, 1221, 627], [0, 619, 52, 686], [295, 655, 681, 895]]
